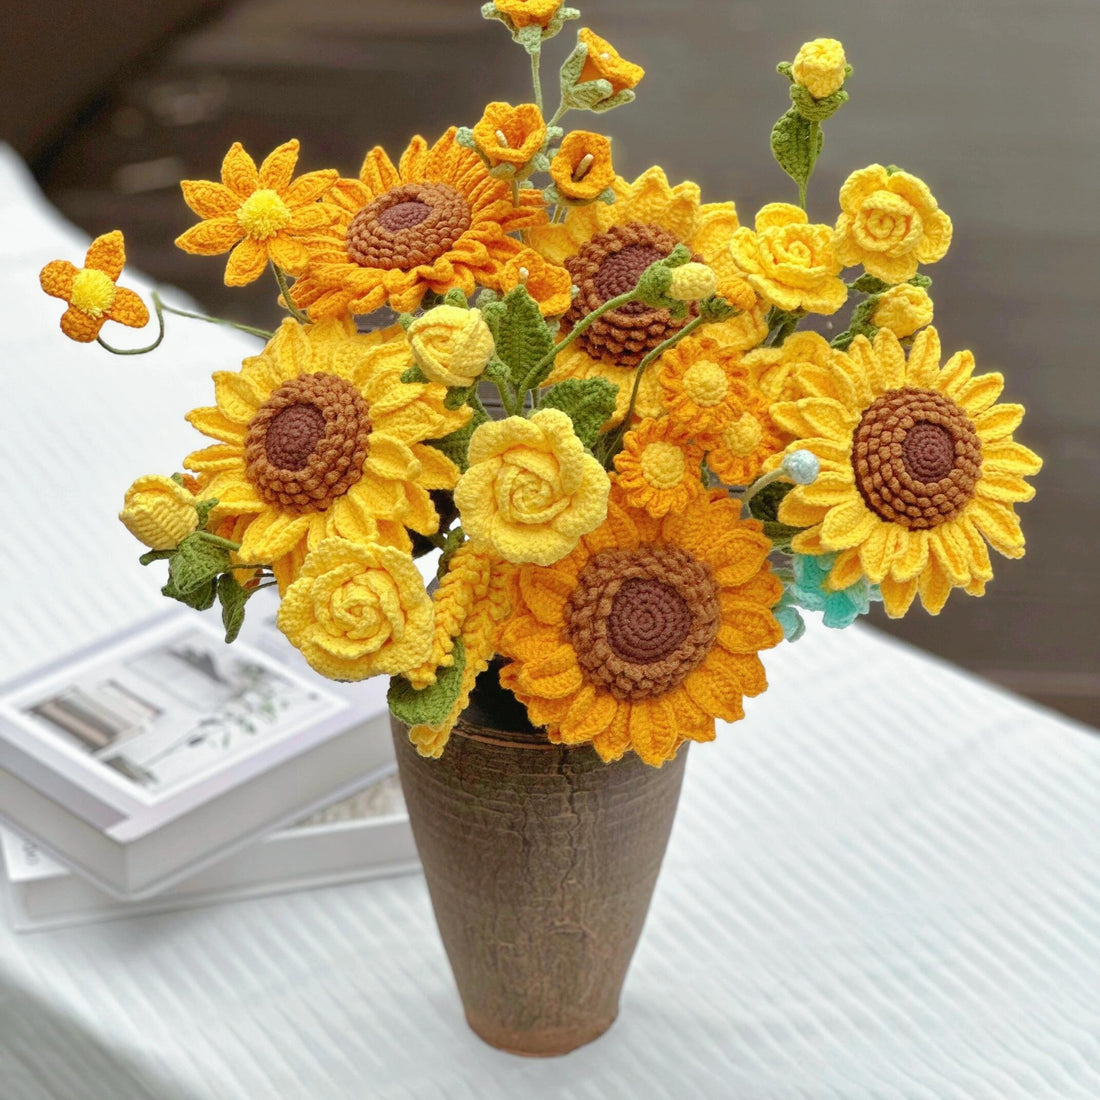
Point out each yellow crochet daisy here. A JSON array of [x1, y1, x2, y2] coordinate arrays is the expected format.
[[526, 167, 769, 425], [289, 128, 546, 318], [174, 140, 339, 286], [184, 318, 470, 591], [613, 418, 703, 517], [769, 326, 1041, 616], [499, 487, 783, 767], [657, 333, 749, 438]]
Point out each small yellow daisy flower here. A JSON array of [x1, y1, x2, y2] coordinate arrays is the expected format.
[[658, 333, 748, 437]]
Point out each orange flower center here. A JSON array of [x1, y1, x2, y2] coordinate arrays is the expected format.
[[236, 189, 293, 240], [565, 544, 720, 701], [851, 387, 982, 529], [345, 183, 471, 271], [244, 373, 372, 512]]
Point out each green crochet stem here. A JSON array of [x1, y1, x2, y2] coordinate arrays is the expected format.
[[527, 285, 642, 382], [597, 313, 708, 467], [530, 44, 543, 112], [272, 264, 309, 324], [740, 467, 788, 516], [97, 292, 273, 355]]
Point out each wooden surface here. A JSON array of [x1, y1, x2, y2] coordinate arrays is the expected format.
[[24, 0, 1100, 726]]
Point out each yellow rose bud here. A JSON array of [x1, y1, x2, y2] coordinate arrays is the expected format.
[[454, 409, 610, 566], [277, 538, 434, 682], [871, 283, 934, 338], [792, 38, 848, 100], [119, 475, 199, 550], [667, 262, 718, 302], [407, 305, 495, 388]]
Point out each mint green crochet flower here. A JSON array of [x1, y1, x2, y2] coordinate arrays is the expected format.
[[776, 552, 880, 641]]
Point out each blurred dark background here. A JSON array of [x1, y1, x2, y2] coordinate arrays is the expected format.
[[3, 0, 1097, 724]]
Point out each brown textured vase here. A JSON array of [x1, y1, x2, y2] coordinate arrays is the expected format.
[[390, 661, 688, 1057]]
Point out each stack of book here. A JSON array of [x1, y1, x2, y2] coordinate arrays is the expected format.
[[0, 594, 418, 931]]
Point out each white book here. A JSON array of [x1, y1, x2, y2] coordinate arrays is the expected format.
[[1, 775, 418, 932], [0, 590, 414, 901]]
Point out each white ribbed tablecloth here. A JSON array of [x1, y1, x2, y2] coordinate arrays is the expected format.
[[2, 145, 1099, 1100]]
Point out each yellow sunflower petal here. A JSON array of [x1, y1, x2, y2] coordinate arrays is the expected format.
[[973, 404, 1025, 443], [917, 555, 954, 615], [224, 237, 269, 287], [519, 567, 573, 626], [238, 508, 312, 561], [980, 439, 1042, 477], [716, 601, 783, 654], [975, 471, 1036, 503], [258, 139, 299, 191], [928, 523, 972, 586], [819, 498, 879, 551], [684, 660, 745, 723], [953, 371, 1005, 417], [180, 180, 239, 219], [221, 142, 259, 198], [880, 574, 919, 618], [175, 217, 243, 256], [968, 497, 1025, 558], [628, 696, 680, 767]]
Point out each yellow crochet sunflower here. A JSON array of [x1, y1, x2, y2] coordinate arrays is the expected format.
[[526, 167, 769, 425], [184, 318, 470, 591], [498, 487, 784, 767], [769, 326, 1041, 617], [289, 128, 546, 318]]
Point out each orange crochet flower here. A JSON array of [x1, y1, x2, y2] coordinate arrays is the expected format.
[[499, 488, 783, 767], [498, 249, 574, 316], [493, 0, 563, 29], [39, 230, 149, 343], [577, 29, 645, 95], [472, 102, 547, 169], [549, 131, 616, 202], [703, 386, 787, 487], [613, 418, 703, 516], [175, 140, 338, 286], [658, 333, 748, 437], [290, 129, 546, 318]]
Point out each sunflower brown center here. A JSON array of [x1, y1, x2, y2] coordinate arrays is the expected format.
[[851, 386, 982, 530], [565, 544, 720, 701], [244, 373, 371, 512], [562, 223, 700, 369], [346, 183, 471, 272]]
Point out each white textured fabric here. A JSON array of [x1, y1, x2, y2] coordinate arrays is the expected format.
[[2, 146, 1100, 1099]]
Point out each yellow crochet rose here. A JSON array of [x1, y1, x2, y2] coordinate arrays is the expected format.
[[493, 0, 562, 29], [277, 538, 434, 682], [472, 102, 547, 169], [119, 475, 199, 550], [872, 283, 934, 338], [833, 165, 953, 284], [729, 203, 846, 315], [407, 305, 495, 388], [792, 38, 848, 99], [454, 409, 610, 566]]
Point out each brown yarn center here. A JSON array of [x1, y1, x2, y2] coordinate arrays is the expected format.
[[851, 386, 982, 530], [265, 404, 327, 471], [244, 373, 372, 513], [562, 223, 700, 369], [346, 183, 471, 272], [565, 544, 720, 701]]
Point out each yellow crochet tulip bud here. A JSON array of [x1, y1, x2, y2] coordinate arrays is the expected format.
[[119, 475, 199, 551], [454, 409, 610, 566], [666, 262, 718, 302], [792, 38, 848, 100], [871, 283, 934, 338], [407, 305, 495, 389]]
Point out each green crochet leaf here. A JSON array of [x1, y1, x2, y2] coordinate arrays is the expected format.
[[162, 575, 218, 612], [849, 274, 891, 295], [138, 549, 174, 566], [480, 286, 556, 391], [168, 534, 231, 596], [194, 497, 219, 530], [748, 480, 793, 523], [539, 378, 618, 449], [217, 572, 249, 644], [388, 638, 466, 727], [401, 364, 429, 384], [771, 108, 822, 190]]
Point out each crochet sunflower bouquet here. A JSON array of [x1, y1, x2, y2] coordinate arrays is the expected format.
[[40, 12, 1040, 772]]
